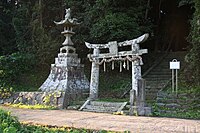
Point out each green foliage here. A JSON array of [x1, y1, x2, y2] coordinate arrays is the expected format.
[[90, 13, 141, 42], [65, 0, 153, 43], [98, 70, 131, 98], [12, 1, 59, 68], [30, 21, 59, 68], [0, 0, 153, 91], [0, 1, 59, 89], [0, 0, 16, 55], [152, 103, 200, 119], [0, 85, 13, 99], [178, 0, 194, 7], [43, 94, 51, 105], [0, 52, 34, 85], [0, 109, 21, 133], [185, 0, 200, 84]]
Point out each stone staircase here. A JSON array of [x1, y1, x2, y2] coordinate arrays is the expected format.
[[155, 91, 200, 117], [80, 100, 127, 113], [143, 51, 187, 104]]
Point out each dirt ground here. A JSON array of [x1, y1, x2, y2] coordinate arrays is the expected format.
[[1, 105, 199, 132]]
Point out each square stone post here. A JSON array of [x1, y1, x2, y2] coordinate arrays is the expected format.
[[136, 79, 146, 115], [132, 61, 141, 96], [136, 79, 146, 107], [129, 89, 135, 115]]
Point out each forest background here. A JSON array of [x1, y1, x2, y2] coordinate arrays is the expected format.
[[0, 0, 199, 92]]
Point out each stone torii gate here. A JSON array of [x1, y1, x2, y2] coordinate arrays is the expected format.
[[86, 34, 148, 99], [84, 34, 151, 115]]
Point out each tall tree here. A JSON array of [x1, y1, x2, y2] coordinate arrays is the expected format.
[[185, 0, 200, 84], [0, 0, 16, 55], [65, 0, 153, 56]]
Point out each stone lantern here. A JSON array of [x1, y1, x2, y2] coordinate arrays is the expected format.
[[39, 8, 89, 97], [54, 8, 80, 54]]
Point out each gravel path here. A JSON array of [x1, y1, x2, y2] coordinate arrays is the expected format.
[[1, 106, 200, 132]]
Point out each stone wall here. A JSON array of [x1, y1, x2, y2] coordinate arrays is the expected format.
[[0, 91, 88, 109]]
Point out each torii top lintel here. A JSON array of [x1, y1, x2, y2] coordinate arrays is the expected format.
[[85, 34, 149, 58], [85, 34, 149, 49]]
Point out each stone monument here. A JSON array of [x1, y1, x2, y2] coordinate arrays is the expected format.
[[39, 8, 89, 94]]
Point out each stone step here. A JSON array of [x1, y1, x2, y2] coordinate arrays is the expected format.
[[156, 103, 181, 109], [157, 97, 200, 105], [165, 53, 186, 58], [149, 70, 171, 74], [90, 101, 124, 108], [145, 77, 171, 81], [165, 55, 185, 58], [146, 95, 157, 101], [142, 52, 187, 105], [157, 110, 178, 114], [82, 108, 114, 113], [154, 65, 171, 69], [147, 86, 162, 89], [146, 84, 167, 89], [146, 90, 160, 94], [157, 98, 177, 103], [146, 99, 157, 104], [145, 75, 171, 79], [146, 80, 169, 84], [165, 55, 186, 59], [81, 101, 128, 113], [146, 71, 172, 75], [85, 105, 119, 112]]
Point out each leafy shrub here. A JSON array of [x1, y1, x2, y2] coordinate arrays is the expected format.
[[185, 0, 200, 84], [0, 85, 13, 99], [0, 109, 21, 133], [0, 52, 35, 86]]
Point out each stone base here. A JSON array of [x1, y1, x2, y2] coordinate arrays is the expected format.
[[130, 106, 152, 116], [39, 52, 89, 93]]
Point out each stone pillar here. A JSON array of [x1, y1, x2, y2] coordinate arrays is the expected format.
[[130, 59, 141, 115], [89, 48, 100, 100], [132, 60, 141, 96], [129, 89, 135, 115]]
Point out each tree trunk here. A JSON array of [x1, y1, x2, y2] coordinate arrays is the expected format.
[[39, 0, 42, 28], [145, 0, 151, 20]]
